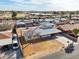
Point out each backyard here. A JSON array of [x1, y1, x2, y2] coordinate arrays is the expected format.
[[0, 21, 13, 31], [19, 37, 64, 59]]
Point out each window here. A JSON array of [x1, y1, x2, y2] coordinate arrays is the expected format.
[[13, 43, 18, 47], [12, 36, 17, 40]]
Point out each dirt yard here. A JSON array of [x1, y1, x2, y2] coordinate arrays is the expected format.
[[19, 37, 64, 59]]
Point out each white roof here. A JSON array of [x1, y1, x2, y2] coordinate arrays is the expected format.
[[45, 19, 54, 21], [0, 39, 18, 46], [54, 20, 60, 23], [24, 20, 33, 23], [16, 22, 25, 25], [0, 38, 12, 46], [39, 19, 44, 21], [0, 30, 12, 46], [61, 18, 67, 21], [40, 22, 54, 26], [35, 28, 61, 36], [23, 27, 61, 40]]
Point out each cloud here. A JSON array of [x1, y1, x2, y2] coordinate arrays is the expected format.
[[10, 0, 50, 5], [0, 0, 79, 11]]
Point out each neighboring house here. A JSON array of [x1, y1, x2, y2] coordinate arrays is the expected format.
[[0, 18, 3, 25], [16, 20, 33, 28], [71, 16, 79, 20], [0, 30, 12, 47], [57, 24, 79, 32]]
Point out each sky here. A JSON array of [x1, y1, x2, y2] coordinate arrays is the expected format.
[[0, 0, 79, 11]]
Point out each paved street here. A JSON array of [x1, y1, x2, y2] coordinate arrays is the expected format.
[[38, 44, 79, 59]]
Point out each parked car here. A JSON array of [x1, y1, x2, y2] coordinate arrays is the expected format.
[[12, 34, 17, 40], [13, 43, 19, 49], [12, 34, 19, 49]]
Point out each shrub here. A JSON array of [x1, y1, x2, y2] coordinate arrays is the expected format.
[[72, 29, 79, 35]]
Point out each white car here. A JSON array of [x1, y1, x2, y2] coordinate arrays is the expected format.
[[12, 34, 17, 39], [13, 41, 19, 49], [12, 34, 19, 49]]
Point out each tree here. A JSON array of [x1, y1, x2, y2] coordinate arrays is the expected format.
[[11, 11, 17, 26], [69, 12, 74, 20], [60, 11, 65, 17], [76, 11, 79, 15], [53, 11, 59, 18], [12, 11, 17, 20]]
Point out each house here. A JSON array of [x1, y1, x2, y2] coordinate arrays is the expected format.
[[21, 25, 61, 41]]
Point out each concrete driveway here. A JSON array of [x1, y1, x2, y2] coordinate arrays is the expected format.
[[56, 34, 73, 47]]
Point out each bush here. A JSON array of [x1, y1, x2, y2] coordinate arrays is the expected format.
[[72, 29, 79, 35]]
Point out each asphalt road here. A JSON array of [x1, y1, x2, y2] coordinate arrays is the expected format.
[[15, 48, 22, 59], [38, 44, 79, 59]]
